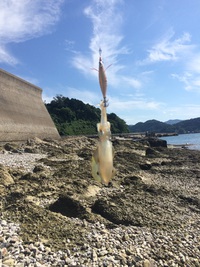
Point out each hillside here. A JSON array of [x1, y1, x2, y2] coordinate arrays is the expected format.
[[45, 95, 129, 135], [175, 117, 200, 133], [129, 119, 175, 133], [129, 117, 200, 134], [165, 119, 182, 125]]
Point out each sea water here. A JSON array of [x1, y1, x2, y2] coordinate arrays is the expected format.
[[160, 132, 200, 150]]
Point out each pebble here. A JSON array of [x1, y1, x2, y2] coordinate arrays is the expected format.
[[0, 153, 46, 172], [0, 151, 199, 266], [0, 218, 200, 267]]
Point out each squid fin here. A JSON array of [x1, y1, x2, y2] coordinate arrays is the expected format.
[[91, 148, 101, 183]]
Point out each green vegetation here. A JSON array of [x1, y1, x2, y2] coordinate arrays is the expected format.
[[129, 120, 176, 133], [129, 118, 200, 134], [175, 117, 200, 134], [45, 95, 129, 136]]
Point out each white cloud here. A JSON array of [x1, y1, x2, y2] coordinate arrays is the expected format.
[[65, 39, 76, 52], [63, 85, 149, 111], [172, 72, 200, 92], [163, 104, 200, 120], [70, 0, 144, 94], [71, 53, 94, 76], [108, 96, 165, 124], [187, 54, 200, 74], [72, 3, 129, 77], [67, 88, 165, 124], [124, 103, 200, 125], [42, 93, 54, 104], [0, 0, 64, 65], [121, 77, 142, 90], [71, 87, 163, 111], [172, 53, 200, 92], [65, 87, 101, 106], [110, 97, 163, 112], [0, 45, 18, 65], [75, 0, 127, 68], [141, 30, 194, 64], [146, 31, 200, 93]]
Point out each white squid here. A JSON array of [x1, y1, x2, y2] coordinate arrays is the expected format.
[[91, 49, 115, 185]]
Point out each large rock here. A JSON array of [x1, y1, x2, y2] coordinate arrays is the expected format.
[[0, 164, 14, 186], [147, 137, 167, 148]]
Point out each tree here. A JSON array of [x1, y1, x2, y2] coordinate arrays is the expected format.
[[45, 95, 129, 135], [108, 113, 129, 133]]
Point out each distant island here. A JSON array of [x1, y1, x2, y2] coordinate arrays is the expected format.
[[164, 119, 182, 125], [129, 118, 200, 135]]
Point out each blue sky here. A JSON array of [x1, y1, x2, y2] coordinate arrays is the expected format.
[[1, 0, 200, 125]]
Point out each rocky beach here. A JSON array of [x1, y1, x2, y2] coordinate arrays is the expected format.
[[0, 136, 199, 267]]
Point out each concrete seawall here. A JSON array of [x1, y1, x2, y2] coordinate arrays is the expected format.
[[0, 68, 60, 141]]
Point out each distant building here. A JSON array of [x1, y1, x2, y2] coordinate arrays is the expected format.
[[0, 68, 60, 141]]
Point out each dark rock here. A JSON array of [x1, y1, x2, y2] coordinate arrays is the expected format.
[[5, 191, 25, 207], [49, 195, 88, 219], [122, 175, 143, 186], [33, 165, 46, 173], [20, 172, 40, 181], [24, 147, 36, 153], [77, 149, 91, 160], [139, 163, 152, 170], [145, 147, 157, 156], [4, 143, 21, 153], [179, 195, 200, 209], [147, 138, 167, 148], [91, 198, 143, 226]]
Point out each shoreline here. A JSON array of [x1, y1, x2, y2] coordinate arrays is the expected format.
[[0, 137, 199, 266]]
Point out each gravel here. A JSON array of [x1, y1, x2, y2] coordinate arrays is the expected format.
[[1, 217, 199, 267], [0, 140, 200, 267], [0, 152, 46, 172]]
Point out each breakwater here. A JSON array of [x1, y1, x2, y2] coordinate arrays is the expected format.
[[0, 68, 60, 141]]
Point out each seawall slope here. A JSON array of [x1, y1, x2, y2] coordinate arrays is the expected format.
[[0, 68, 60, 141]]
